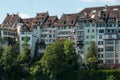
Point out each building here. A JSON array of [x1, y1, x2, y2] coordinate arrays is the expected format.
[[76, 5, 120, 66], [2, 5, 120, 66]]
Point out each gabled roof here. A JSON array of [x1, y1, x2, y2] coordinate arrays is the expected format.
[[32, 11, 49, 25], [20, 24, 30, 32], [22, 18, 34, 32], [78, 5, 120, 22], [56, 13, 79, 27], [43, 16, 58, 28], [2, 13, 21, 28]]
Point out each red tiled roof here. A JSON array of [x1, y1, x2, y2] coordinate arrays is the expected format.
[[43, 16, 58, 28], [56, 13, 79, 27], [78, 5, 120, 22], [2, 14, 20, 28], [32, 11, 49, 25]]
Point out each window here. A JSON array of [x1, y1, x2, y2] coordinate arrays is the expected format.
[[98, 41, 103, 45], [113, 8, 118, 11], [115, 53, 119, 58], [92, 23, 95, 27], [92, 29, 94, 33], [99, 35, 102, 39], [53, 34, 55, 38], [105, 46, 114, 51], [105, 53, 114, 58], [115, 59, 119, 63], [21, 37, 24, 40], [46, 39, 48, 42], [99, 29, 104, 33], [64, 26, 66, 29], [115, 40, 118, 44], [49, 34, 52, 38], [98, 60, 103, 64], [86, 35, 89, 39], [69, 27, 71, 29], [87, 29, 90, 33], [98, 48, 103, 52], [105, 59, 114, 64], [98, 54, 103, 58], [49, 30, 52, 33], [91, 10, 96, 14], [86, 23, 90, 27], [105, 40, 113, 44]]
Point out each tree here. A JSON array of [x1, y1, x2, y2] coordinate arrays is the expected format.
[[17, 36, 31, 65], [40, 39, 79, 80], [0, 46, 3, 59], [64, 40, 79, 70], [0, 46, 18, 79], [86, 41, 98, 70], [16, 37, 31, 79], [106, 75, 116, 80]]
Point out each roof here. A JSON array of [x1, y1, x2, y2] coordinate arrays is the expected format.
[[78, 5, 120, 22], [2, 13, 21, 28], [22, 18, 34, 31], [56, 13, 79, 27], [32, 11, 49, 25], [42, 16, 58, 28]]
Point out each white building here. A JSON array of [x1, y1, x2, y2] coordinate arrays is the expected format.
[[76, 5, 120, 66]]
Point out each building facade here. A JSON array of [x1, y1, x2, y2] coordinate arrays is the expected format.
[[1, 5, 120, 66]]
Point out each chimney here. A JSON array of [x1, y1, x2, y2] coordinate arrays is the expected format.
[[7, 13, 9, 16]]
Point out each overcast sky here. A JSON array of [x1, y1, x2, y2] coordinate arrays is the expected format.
[[0, 0, 120, 23]]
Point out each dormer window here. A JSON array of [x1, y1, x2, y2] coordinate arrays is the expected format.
[[113, 8, 118, 11], [84, 12, 87, 16], [103, 9, 107, 11], [64, 21, 66, 24], [91, 10, 96, 14], [71, 20, 73, 24]]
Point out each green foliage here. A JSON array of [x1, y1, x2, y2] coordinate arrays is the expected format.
[[106, 75, 116, 80], [40, 39, 79, 80], [0, 46, 17, 69], [17, 50, 31, 64], [64, 40, 79, 70], [0, 46, 3, 59], [86, 41, 98, 70], [78, 70, 120, 80], [0, 46, 18, 80], [17, 36, 31, 64]]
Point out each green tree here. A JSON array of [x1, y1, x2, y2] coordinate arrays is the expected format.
[[0, 46, 3, 59], [16, 37, 31, 79], [17, 36, 31, 65], [106, 75, 116, 80], [41, 39, 65, 80], [86, 41, 98, 70], [64, 40, 79, 70], [40, 39, 79, 80], [0, 46, 18, 79], [30, 61, 49, 80]]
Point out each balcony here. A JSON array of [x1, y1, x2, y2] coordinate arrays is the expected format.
[[104, 34, 117, 39]]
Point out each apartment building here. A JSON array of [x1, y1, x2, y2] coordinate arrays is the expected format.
[[0, 13, 23, 46], [56, 13, 78, 40], [1, 5, 120, 66], [76, 5, 120, 65]]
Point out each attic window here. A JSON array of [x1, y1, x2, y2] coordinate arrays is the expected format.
[[103, 9, 107, 11], [113, 8, 118, 11], [91, 10, 96, 14], [71, 21, 73, 24], [84, 12, 87, 16], [64, 21, 66, 24]]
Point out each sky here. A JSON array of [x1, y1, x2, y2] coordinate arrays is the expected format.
[[0, 0, 120, 23]]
